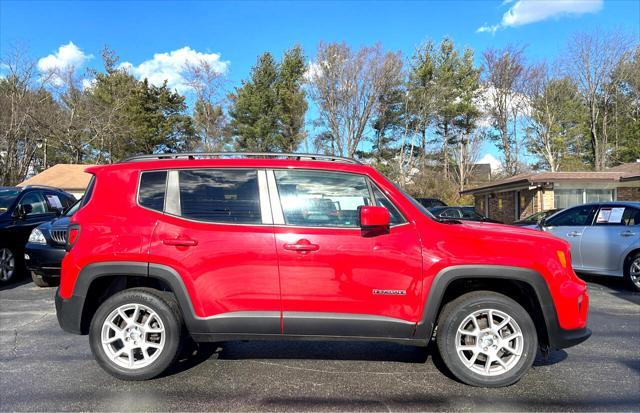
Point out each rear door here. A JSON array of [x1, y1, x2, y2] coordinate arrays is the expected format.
[[269, 169, 424, 339], [147, 168, 281, 333], [544, 205, 597, 268], [580, 205, 640, 273]]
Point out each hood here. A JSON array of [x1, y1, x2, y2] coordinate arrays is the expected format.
[[455, 220, 567, 246], [37, 215, 71, 230]]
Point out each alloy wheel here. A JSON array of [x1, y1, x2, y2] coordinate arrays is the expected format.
[[0, 248, 15, 282], [630, 257, 640, 289], [101, 303, 166, 369], [455, 308, 524, 377]]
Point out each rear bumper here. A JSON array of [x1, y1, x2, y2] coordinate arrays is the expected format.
[[55, 289, 85, 334]]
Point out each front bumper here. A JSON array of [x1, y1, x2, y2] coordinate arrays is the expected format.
[[25, 243, 66, 277], [548, 327, 592, 350], [55, 289, 85, 334]]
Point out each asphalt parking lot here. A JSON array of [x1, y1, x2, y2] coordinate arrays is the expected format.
[[1, 276, 638, 412]]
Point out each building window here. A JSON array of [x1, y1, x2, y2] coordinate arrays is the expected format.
[[498, 198, 503, 210], [554, 188, 614, 209]]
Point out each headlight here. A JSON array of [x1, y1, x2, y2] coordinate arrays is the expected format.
[[28, 228, 47, 244]]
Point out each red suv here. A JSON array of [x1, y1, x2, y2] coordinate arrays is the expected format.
[[56, 153, 590, 387]]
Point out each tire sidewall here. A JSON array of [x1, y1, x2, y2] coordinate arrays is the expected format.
[[89, 289, 181, 380], [438, 293, 538, 387], [624, 253, 640, 292]]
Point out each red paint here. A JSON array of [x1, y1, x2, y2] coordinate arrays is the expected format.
[[359, 205, 390, 228], [60, 158, 588, 332]]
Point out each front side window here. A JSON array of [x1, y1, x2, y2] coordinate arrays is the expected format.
[[274, 170, 371, 227], [371, 185, 406, 225], [178, 169, 261, 224], [18, 192, 47, 215], [139, 171, 167, 212], [546, 205, 596, 227]]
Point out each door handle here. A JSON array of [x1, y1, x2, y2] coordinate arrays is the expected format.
[[567, 231, 582, 237], [283, 239, 319, 252], [163, 238, 198, 247], [620, 231, 637, 237]]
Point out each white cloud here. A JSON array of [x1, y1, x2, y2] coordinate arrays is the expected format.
[[120, 47, 229, 93], [479, 153, 502, 172], [37, 42, 92, 72], [477, 0, 603, 34]]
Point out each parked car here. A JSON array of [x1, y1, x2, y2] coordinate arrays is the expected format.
[[56, 153, 589, 387], [428, 206, 502, 223], [513, 209, 561, 228], [25, 201, 80, 287], [416, 197, 447, 208], [0, 186, 76, 284], [539, 202, 640, 291]]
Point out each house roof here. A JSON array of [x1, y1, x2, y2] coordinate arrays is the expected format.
[[461, 161, 640, 195], [18, 164, 95, 191]]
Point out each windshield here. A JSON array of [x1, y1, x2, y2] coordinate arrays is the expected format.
[[520, 210, 546, 223], [0, 188, 20, 213]]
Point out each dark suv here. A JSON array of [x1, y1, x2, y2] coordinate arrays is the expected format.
[[56, 153, 590, 387], [0, 186, 76, 284]]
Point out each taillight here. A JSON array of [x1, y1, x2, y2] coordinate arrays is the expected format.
[[66, 224, 80, 251]]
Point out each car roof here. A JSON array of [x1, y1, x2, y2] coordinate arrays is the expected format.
[[565, 201, 640, 208]]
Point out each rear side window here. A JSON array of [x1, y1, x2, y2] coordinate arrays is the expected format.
[[178, 169, 261, 224], [139, 171, 167, 212]]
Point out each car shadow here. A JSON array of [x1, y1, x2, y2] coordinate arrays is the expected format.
[[0, 277, 31, 292], [579, 273, 640, 304]]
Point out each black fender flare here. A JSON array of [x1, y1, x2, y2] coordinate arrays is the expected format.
[[412, 265, 588, 350]]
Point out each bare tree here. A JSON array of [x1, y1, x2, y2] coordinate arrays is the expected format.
[[307, 42, 403, 157], [0, 45, 58, 185], [482, 45, 528, 176], [184, 60, 229, 151], [563, 30, 634, 170]]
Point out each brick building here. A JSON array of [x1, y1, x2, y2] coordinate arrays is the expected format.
[[461, 161, 640, 224]]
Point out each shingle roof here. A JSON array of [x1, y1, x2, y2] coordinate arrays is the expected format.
[[18, 164, 95, 191], [461, 162, 640, 194]]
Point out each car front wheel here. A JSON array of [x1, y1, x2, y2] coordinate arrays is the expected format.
[[89, 288, 183, 380], [436, 291, 538, 387], [0, 247, 17, 284]]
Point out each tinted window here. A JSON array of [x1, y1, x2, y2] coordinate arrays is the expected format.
[[139, 171, 167, 212], [80, 176, 95, 208], [460, 208, 483, 219], [0, 188, 20, 213], [371, 184, 405, 225], [275, 170, 371, 227], [546, 205, 595, 227], [19, 191, 47, 215], [179, 169, 261, 224]]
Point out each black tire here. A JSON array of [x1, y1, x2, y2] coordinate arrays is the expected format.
[[0, 246, 22, 285], [624, 252, 640, 292], [31, 271, 59, 288], [436, 291, 538, 387], [89, 288, 183, 380]]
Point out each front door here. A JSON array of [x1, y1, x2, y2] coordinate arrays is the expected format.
[[148, 168, 281, 334], [269, 169, 423, 339], [581, 205, 640, 272], [543, 204, 597, 268]]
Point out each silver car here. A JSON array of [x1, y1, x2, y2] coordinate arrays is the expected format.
[[540, 201, 640, 291]]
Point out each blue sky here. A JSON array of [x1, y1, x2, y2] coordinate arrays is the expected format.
[[1, 0, 639, 165]]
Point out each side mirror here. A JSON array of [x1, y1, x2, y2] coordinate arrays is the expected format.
[[14, 204, 32, 219], [359, 206, 390, 234]]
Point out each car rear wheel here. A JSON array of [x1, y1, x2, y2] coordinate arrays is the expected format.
[[0, 247, 17, 284], [436, 291, 537, 387], [89, 288, 183, 380], [625, 252, 640, 292], [31, 271, 59, 288]]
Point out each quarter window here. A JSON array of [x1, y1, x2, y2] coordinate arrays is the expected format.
[[274, 170, 371, 227], [139, 171, 167, 212], [178, 169, 261, 224]]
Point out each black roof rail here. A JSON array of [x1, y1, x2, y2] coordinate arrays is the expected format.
[[121, 152, 362, 165], [21, 184, 62, 191]]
